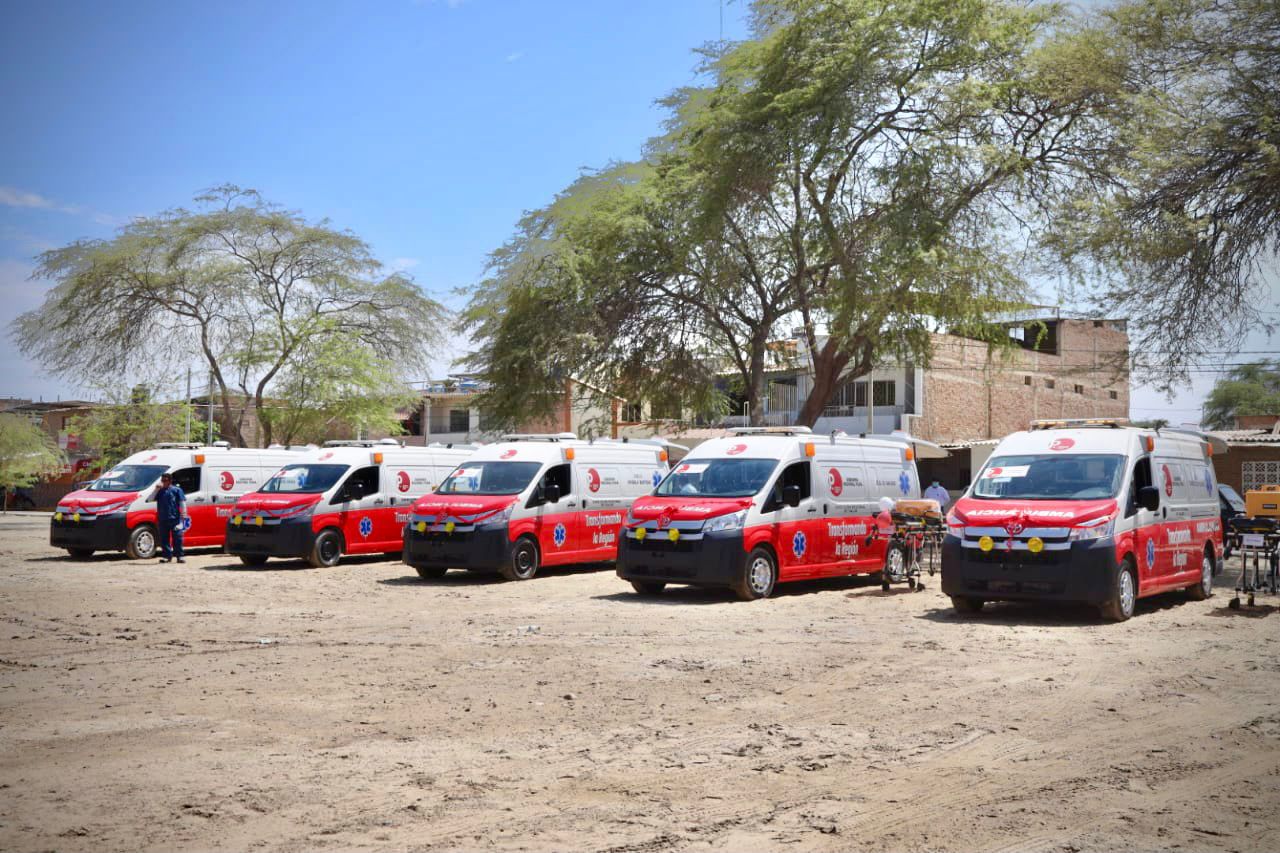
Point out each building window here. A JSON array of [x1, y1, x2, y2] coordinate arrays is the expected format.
[[449, 409, 469, 433], [622, 401, 643, 423], [827, 378, 866, 414], [1074, 384, 1084, 395], [1243, 460, 1280, 492], [1109, 390, 1118, 400], [1024, 376, 1032, 386], [873, 380, 896, 407], [650, 395, 682, 420], [1045, 379, 1056, 390]]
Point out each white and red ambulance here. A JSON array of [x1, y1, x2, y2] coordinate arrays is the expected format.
[[223, 440, 477, 567], [402, 434, 673, 580], [50, 443, 302, 559], [941, 419, 1226, 620], [616, 427, 939, 600]]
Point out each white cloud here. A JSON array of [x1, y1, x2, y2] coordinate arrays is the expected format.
[[0, 185, 121, 226], [505, 51, 524, 63], [389, 257, 420, 273]]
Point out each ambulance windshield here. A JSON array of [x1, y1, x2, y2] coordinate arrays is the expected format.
[[87, 465, 167, 492], [655, 458, 778, 498], [973, 454, 1126, 500], [261, 464, 349, 494], [438, 461, 543, 495]]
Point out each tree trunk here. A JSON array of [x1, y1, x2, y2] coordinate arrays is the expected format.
[[795, 338, 873, 429], [747, 332, 768, 426]]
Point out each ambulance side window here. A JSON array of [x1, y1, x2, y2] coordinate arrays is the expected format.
[[765, 461, 811, 512], [336, 466, 379, 503], [1126, 457, 1152, 517], [532, 464, 572, 506], [171, 467, 201, 495]]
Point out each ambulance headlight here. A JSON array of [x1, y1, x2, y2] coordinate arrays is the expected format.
[[486, 503, 515, 526], [1069, 516, 1115, 541], [704, 510, 747, 533], [276, 502, 316, 521]]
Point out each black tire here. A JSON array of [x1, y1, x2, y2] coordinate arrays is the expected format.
[[239, 554, 269, 567], [308, 528, 343, 568], [415, 565, 448, 579], [126, 524, 157, 560], [732, 546, 777, 601], [630, 579, 666, 596], [501, 536, 539, 581], [66, 547, 94, 559], [1100, 558, 1138, 622], [951, 596, 985, 614], [1186, 548, 1214, 601]]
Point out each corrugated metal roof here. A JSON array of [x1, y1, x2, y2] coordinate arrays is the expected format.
[[937, 438, 1001, 449], [1209, 429, 1280, 445]]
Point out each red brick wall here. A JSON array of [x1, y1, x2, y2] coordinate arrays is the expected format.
[[916, 320, 1129, 443], [1212, 446, 1280, 494]]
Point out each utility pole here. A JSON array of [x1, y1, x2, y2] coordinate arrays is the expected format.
[[184, 368, 192, 442], [867, 376, 875, 435], [206, 372, 215, 445]]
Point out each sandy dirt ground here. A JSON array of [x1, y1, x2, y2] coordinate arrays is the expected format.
[[1, 512, 1278, 852]]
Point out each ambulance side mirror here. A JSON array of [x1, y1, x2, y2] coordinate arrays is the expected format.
[[782, 484, 802, 508], [544, 482, 562, 504], [1138, 485, 1160, 513]]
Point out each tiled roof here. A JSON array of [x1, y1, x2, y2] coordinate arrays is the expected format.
[[1209, 429, 1280, 444]]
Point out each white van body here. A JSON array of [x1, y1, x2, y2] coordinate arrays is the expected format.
[[224, 440, 477, 567], [51, 443, 303, 558], [403, 434, 671, 580], [942, 420, 1224, 619], [616, 428, 933, 599]]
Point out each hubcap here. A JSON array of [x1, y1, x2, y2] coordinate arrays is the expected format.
[[749, 556, 773, 595], [886, 548, 905, 581], [1202, 554, 1213, 594], [137, 530, 155, 555], [516, 546, 535, 577], [1119, 569, 1135, 617], [321, 538, 338, 561]]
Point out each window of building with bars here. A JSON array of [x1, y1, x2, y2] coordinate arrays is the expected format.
[[449, 409, 470, 433], [1242, 460, 1280, 492], [873, 380, 896, 407]]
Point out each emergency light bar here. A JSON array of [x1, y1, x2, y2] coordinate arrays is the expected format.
[[728, 427, 813, 436], [499, 433, 578, 442], [322, 439, 402, 448], [1029, 418, 1131, 430]]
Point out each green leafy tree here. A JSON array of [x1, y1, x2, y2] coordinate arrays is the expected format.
[[1202, 361, 1280, 430], [69, 386, 196, 468], [1049, 0, 1280, 389], [0, 413, 65, 512], [464, 0, 1117, 428], [259, 325, 419, 445], [14, 186, 447, 446]]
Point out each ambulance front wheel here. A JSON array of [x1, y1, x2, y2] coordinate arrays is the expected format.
[[1100, 558, 1137, 622], [239, 554, 269, 567], [308, 529, 343, 568], [126, 524, 157, 560], [951, 596, 985, 614], [66, 548, 94, 559], [733, 546, 777, 601], [630, 580, 666, 596], [1186, 548, 1214, 601], [502, 536, 540, 581]]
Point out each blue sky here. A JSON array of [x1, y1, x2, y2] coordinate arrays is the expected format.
[[1, 0, 1274, 423]]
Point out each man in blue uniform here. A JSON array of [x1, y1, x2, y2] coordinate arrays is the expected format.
[[155, 472, 188, 563]]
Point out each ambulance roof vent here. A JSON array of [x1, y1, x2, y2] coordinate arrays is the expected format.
[[728, 426, 813, 436], [1029, 418, 1130, 430], [212, 440, 231, 448], [154, 442, 203, 449], [267, 443, 284, 449], [377, 438, 400, 446], [323, 440, 380, 448], [499, 432, 578, 442]]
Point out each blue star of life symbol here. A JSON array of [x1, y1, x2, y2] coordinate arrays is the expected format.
[[652, 470, 662, 487], [1203, 468, 1213, 494], [179, 517, 192, 532], [1146, 537, 1155, 568], [792, 530, 807, 558], [553, 522, 567, 547], [898, 471, 910, 495], [358, 516, 373, 538]]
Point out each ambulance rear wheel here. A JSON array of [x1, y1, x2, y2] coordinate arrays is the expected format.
[[733, 547, 777, 601], [1186, 549, 1214, 601], [126, 524, 157, 560], [308, 529, 343, 568], [239, 554, 269, 567], [951, 596, 985, 614], [501, 536, 540, 581], [66, 548, 94, 559], [414, 565, 448, 579], [630, 580, 666, 596], [1100, 559, 1137, 622]]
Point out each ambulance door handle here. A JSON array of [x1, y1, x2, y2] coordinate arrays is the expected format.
[[806, 507, 818, 514], [374, 498, 385, 506]]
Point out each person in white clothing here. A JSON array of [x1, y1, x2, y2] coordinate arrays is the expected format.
[[924, 479, 950, 508]]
